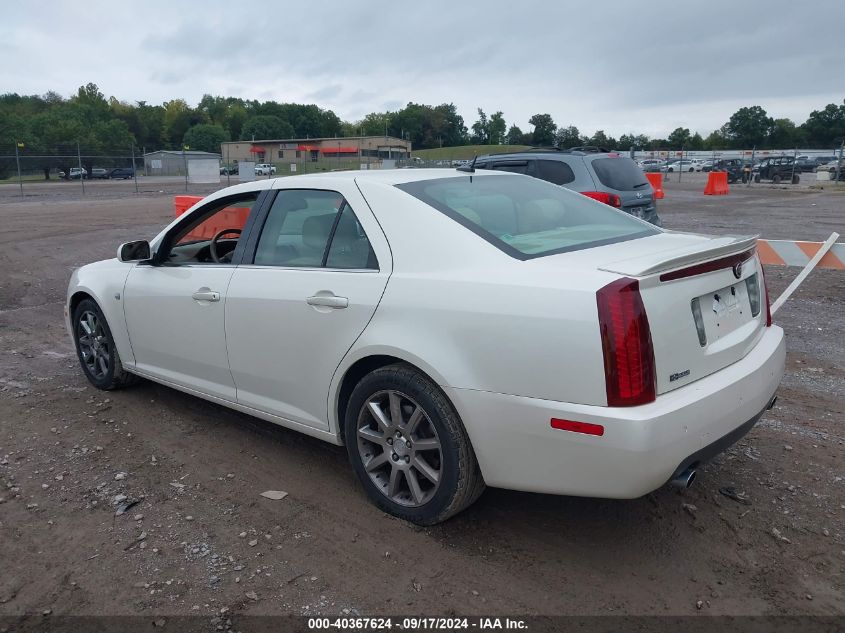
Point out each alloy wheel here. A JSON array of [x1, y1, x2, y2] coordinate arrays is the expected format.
[[356, 390, 443, 507], [77, 310, 110, 380]]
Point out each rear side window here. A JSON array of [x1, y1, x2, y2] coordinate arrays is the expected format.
[[591, 157, 649, 191], [536, 159, 575, 185], [253, 189, 377, 269], [490, 160, 531, 175], [396, 175, 657, 260]]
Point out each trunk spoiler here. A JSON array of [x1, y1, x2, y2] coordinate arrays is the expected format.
[[598, 233, 759, 277]]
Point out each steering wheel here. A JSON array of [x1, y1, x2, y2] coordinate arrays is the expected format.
[[209, 228, 242, 263]]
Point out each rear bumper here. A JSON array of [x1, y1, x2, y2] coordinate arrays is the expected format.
[[446, 325, 785, 498]]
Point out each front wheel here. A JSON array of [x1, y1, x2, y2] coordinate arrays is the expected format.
[[72, 299, 138, 390], [792, 174, 800, 184], [344, 364, 485, 525], [754, 174, 761, 183]]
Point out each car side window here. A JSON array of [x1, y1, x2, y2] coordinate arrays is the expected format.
[[536, 159, 575, 185], [254, 189, 377, 269], [491, 160, 533, 175], [164, 193, 259, 265]]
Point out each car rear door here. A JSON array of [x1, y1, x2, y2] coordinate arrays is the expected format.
[[224, 183, 391, 431]]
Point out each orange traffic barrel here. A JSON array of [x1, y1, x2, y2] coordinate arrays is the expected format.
[[174, 195, 204, 217], [704, 171, 729, 195], [645, 172, 664, 199]]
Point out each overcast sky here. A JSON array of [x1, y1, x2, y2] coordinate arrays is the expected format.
[[1, 1, 842, 138]]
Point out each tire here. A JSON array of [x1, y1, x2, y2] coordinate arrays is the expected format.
[[754, 174, 761, 183], [72, 298, 138, 390], [772, 174, 781, 184], [688, 167, 694, 172], [792, 174, 800, 184], [344, 363, 485, 525]]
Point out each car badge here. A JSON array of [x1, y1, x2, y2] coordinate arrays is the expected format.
[[636, 192, 643, 199], [732, 262, 742, 279]]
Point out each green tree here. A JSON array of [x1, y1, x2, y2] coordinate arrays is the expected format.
[[618, 133, 650, 150], [768, 118, 800, 148], [488, 112, 506, 145], [667, 127, 692, 148], [183, 124, 228, 153], [529, 113, 556, 146], [505, 125, 525, 145], [588, 130, 613, 149], [800, 102, 845, 148], [241, 115, 294, 140], [554, 125, 583, 148], [725, 106, 774, 149], [470, 109, 489, 144], [163, 99, 204, 148], [687, 132, 704, 150]]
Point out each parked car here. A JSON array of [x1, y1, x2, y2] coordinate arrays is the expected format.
[[108, 167, 135, 180], [67, 167, 88, 180], [90, 168, 110, 179], [475, 149, 661, 225], [637, 159, 665, 172], [254, 163, 276, 176], [821, 159, 844, 180], [220, 164, 239, 175], [66, 169, 783, 524], [753, 156, 800, 184], [664, 160, 702, 173]]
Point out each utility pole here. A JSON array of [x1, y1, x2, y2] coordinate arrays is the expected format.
[[131, 143, 139, 193], [14, 141, 23, 198], [77, 141, 85, 195], [182, 145, 189, 192]]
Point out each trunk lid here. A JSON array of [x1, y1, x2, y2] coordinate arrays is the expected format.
[[598, 232, 767, 395]]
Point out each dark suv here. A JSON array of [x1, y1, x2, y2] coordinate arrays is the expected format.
[[474, 148, 661, 226], [711, 158, 748, 184], [753, 156, 800, 184]]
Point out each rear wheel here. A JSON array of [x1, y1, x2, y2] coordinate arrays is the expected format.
[[791, 174, 800, 184], [344, 364, 485, 525], [754, 173, 761, 183], [73, 299, 138, 390]]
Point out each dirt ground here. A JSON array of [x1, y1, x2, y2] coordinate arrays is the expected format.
[[0, 175, 842, 621]]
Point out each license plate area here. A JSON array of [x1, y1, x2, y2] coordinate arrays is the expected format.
[[700, 281, 753, 343]]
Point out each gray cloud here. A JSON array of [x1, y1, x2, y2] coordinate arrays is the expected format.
[[1, 0, 842, 137]]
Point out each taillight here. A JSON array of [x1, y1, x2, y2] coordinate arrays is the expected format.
[[761, 266, 772, 327], [581, 191, 622, 208], [596, 277, 656, 407]]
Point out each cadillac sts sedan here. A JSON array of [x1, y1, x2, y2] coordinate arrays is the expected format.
[[66, 169, 784, 525]]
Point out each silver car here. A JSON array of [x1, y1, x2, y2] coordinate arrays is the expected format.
[[475, 149, 661, 226]]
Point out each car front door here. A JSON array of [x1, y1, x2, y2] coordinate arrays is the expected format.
[[225, 184, 391, 431], [123, 192, 263, 401]]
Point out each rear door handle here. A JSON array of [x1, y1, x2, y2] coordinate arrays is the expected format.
[[306, 294, 348, 309], [192, 290, 220, 302]]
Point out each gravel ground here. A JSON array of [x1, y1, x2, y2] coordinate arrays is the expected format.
[[0, 175, 842, 622]]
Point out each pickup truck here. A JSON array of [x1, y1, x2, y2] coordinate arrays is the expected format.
[[254, 163, 277, 176]]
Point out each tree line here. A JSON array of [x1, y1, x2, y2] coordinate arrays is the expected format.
[[1, 83, 843, 179]]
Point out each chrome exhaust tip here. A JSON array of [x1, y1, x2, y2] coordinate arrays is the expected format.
[[670, 467, 697, 489]]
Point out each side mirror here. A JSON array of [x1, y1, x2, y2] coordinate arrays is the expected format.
[[117, 240, 151, 263]]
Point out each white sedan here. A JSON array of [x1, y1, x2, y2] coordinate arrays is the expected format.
[[66, 169, 784, 524]]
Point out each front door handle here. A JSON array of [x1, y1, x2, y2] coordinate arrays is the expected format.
[[192, 289, 220, 302], [306, 294, 348, 309]]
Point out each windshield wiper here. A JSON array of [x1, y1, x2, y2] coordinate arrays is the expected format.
[[632, 182, 649, 188]]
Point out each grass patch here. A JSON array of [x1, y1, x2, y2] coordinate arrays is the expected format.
[[411, 145, 531, 161]]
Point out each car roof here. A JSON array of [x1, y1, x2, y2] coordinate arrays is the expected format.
[[268, 167, 517, 187]]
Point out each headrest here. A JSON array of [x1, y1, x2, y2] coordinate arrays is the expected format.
[[302, 213, 337, 250]]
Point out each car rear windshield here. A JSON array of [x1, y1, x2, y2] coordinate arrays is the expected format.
[[395, 174, 658, 260], [591, 157, 650, 191]]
